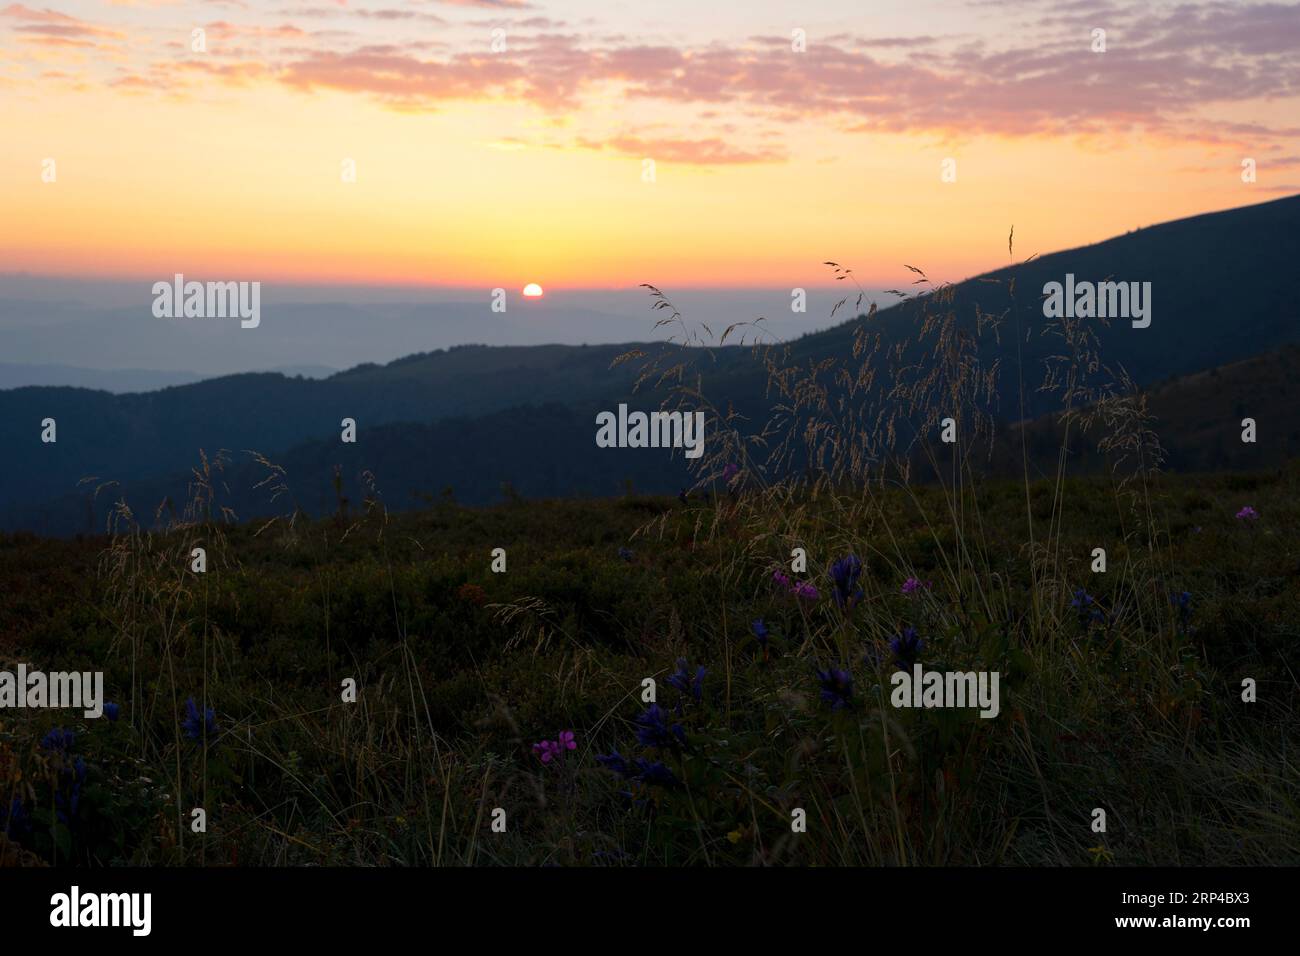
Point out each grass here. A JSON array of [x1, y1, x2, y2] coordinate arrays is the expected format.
[[1, 462, 1297, 866], [2, 256, 1296, 867]]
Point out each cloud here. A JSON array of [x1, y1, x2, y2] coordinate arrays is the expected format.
[[265, 0, 1300, 146], [7, 0, 1295, 159], [575, 133, 786, 165], [281, 49, 530, 106], [1, 3, 124, 39]]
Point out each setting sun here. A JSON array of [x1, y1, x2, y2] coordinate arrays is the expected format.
[[522, 284, 544, 298]]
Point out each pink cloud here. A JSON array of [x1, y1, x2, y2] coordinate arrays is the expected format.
[[575, 133, 786, 165], [2, 3, 123, 39]]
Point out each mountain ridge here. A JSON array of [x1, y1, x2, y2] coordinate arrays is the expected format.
[[3, 194, 1298, 532]]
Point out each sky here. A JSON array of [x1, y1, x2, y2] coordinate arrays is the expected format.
[[2, 0, 1299, 295]]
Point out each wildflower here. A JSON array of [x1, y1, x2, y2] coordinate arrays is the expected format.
[[678, 489, 689, 505], [889, 627, 924, 670], [1070, 588, 1107, 630], [103, 702, 120, 722], [1236, 506, 1259, 521], [901, 577, 932, 595], [618, 546, 634, 562], [596, 749, 634, 778], [1170, 591, 1193, 631], [181, 697, 219, 743], [532, 740, 562, 764], [816, 666, 854, 710], [1070, 587, 1105, 629], [634, 759, 678, 787], [40, 728, 75, 752], [634, 704, 685, 749], [721, 463, 739, 484], [772, 568, 791, 589], [666, 658, 706, 702], [829, 555, 864, 609], [558, 730, 577, 752], [751, 619, 769, 645], [793, 581, 820, 601]]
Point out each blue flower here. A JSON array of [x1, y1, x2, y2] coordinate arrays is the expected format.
[[596, 749, 634, 779], [1071, 588, 1105, 629], [889, 627, 924, 670], [103, 702, 120, 722], [666, 658, 706, 702], [40, 728, 75, 753], [634, 704, 685, 749], [182, 697, 219, 743], [751, 618, 769, 645], [617, 547, 634, 562], [634, 759, 678, 787], [829, 555, 865, 609], [816, 667, 854, 710]]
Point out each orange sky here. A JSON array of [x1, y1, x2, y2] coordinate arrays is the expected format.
[[2, 1, 1298, 289]]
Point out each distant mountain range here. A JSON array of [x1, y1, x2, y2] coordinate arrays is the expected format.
[[0, 363, 336, 394], [3, 194, 1297, 535]]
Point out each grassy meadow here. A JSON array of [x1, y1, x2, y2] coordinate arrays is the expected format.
[[1, 458, 1297, 867], [2, 280, 1298, 869]]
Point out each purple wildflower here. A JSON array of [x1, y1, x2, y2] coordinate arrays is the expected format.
[[532, 740, 562, 764], [666, 658, 707, 702], [182, 697, 219, 743], [793, 581, 820, 601], [829, 555, 864, 609], [40, 728, 75, 752], [635, 704, 685, 749], [596, 749, 634, 778], [816, 667, 854, 710], [634, 759, 678, 787], [889, 627, 924, 670]]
